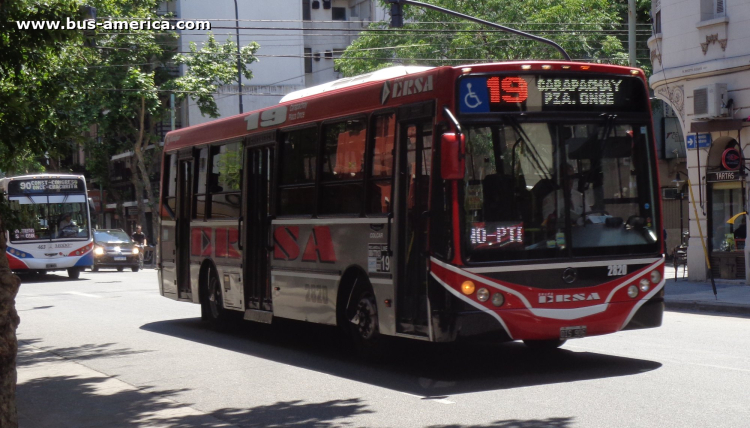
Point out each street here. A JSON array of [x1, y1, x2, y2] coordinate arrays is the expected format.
[[15, 269, 750, 428]]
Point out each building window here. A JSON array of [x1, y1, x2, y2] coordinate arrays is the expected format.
[[654, 10, 661, 34], [332, 7, 346, 20], [304, 48, 312, 73], [701, 0, 726, 21], [303, 0, 312, 19], [324, 51, 333, 60]]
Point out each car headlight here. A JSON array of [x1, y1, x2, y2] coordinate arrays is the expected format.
[[132, 247, 140, 255], [94, 246, 104, 256]]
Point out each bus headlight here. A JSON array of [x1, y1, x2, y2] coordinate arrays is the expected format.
[[639, 278, 650, 292], [627, 285, 639, 298], [650, 270, 661, 284], [132, 247, 140, 255], [476, 288, 490, 302], [491, 293, 505, 307], [94, 246, 104, 256], [461, 281, 475, 295]]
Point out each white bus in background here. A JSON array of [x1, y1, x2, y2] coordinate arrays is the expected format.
[[1, 174, 94, 279]]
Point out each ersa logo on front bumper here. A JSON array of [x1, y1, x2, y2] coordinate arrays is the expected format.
[[538, 292, 601, 304]]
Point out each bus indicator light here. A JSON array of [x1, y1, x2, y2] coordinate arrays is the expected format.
[[461, 281, 475, 295]]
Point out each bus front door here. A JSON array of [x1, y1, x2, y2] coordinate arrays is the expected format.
[[242, 143, 274, 323], [396, 109, 433, 337], [176, 154, 194, 299]]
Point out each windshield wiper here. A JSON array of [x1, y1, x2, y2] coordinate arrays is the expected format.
[[504, 116, 552, 181]]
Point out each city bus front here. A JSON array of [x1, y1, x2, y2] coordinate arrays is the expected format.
[[430, 64, 664, 345], [3, 175, 94, 278]]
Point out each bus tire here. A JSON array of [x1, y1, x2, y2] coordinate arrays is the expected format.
[[131, 266, 139, 272], [67, 268, 80, 279], [347, 282, 382, 354], [523, 339, 567, 350], [201, 269, 230, 329], [117, 267, 124, 272], [91, 266, 99, 272]]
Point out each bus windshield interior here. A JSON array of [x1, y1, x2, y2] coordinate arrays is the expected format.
[[7, 195, 90, 242], [462, 118, 659, 262]]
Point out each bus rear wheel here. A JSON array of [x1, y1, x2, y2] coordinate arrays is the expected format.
[[348, 285, 382, 354], [67, 268, 80, 279], [201, 269, 230, 329], [523, 339, 567, 350]]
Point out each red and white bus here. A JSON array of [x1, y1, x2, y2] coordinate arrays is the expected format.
[[158, 61, 665, 349]]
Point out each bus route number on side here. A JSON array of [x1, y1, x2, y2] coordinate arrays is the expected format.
[[607, 264, 627, 276]]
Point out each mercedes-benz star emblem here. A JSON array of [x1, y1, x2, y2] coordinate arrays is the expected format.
[[562, 267, 577, 284]]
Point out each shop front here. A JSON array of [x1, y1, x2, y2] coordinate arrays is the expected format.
[[706, 144, 746, 279]]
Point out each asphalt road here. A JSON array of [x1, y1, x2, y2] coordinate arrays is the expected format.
[[14, 269, 750, 428]]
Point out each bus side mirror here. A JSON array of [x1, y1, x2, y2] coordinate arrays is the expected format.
[[441, 133, 465, 180]]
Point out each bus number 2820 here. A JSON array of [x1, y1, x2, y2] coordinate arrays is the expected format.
[[305, 284, 328, 304]]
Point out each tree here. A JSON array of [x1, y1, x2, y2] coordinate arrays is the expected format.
[[0, 0, 88, 424], [337, 0, 630, 77], [78, 1, 259, 248]]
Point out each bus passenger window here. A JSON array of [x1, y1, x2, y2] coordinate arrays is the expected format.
[[209, 141, 242, 219], [194, 147, 208, 219], [279, 127, 318, 215], [162, 153, 177, 219], [367, 113, 395, 214], [320, 118, 365, 215]]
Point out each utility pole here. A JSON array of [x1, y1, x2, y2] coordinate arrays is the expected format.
[[628, 0, 636, 67], [233, 0, 244, 114]]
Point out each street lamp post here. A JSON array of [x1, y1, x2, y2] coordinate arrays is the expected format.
[[234, 0, 243, 114]]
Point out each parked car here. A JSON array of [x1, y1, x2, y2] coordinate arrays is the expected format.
[[91, 229, 141, 272]]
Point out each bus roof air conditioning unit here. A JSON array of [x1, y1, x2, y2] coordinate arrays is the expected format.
[[693, 83, 728, 119]]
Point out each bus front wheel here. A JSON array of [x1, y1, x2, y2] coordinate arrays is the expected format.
[[67, 268, 80, 279]]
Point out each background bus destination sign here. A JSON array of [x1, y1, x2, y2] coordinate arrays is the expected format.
[[7, 178, 83, 194], [459, 74, 646, 113]]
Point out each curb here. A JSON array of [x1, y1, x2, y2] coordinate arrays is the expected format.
[[665, 300, 750, 317]]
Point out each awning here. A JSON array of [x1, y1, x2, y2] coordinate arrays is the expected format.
[[690, 119, 744, 133]]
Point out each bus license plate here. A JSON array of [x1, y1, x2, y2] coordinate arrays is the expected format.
[[46, 263, 57, 268], [560, 325, 587, 339], [114, 257, 126, 261]]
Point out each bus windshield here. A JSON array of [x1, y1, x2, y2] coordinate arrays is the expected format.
[[7, 195, 90, 242], [462, 118, 659, 262]]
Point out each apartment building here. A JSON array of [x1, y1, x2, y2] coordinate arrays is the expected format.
[[649, 0, 750, 282]]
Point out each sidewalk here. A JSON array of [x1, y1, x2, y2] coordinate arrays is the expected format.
[[16, 343, 236, 428], [664, 264, 750, 317]]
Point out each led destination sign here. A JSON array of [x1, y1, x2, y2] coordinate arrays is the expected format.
[[459, 74, 646, 114], [7, 178, 84, 194]]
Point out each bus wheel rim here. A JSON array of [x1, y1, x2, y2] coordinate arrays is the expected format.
[[356, 297, 377, 340]]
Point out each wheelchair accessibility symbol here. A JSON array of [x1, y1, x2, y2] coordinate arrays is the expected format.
[[459, 78, 489, 113], [464, 83, 482, 109]]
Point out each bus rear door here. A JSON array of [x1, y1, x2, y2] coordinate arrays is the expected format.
[[241, 135, 275, 323], [176, 151, 194, 300]]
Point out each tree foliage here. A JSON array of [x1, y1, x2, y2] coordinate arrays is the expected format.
[[337, 0, 630, 76], [0, 0, 88, 173]]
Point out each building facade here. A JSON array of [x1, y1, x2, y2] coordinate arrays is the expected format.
[[649, 0, 750, 282], [104, 1, 386, 237]]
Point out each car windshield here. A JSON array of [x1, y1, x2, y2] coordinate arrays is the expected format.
[[95, 230, 131, 243], [462, 118, 659, 262]]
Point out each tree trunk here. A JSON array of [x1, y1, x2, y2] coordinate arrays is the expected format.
[[132, 96, 161, 259], [0, 215, 21, 427]]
